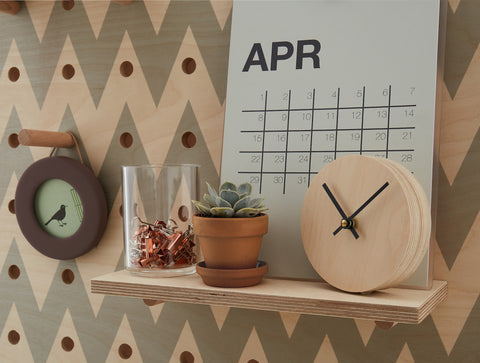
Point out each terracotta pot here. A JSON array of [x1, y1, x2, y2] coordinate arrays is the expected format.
[[193, 214, 268, 269]]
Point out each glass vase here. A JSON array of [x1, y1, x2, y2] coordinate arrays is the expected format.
[[122, 164, 198, 276]]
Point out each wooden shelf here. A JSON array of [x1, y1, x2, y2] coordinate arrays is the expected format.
[[91, 270, 447, 325]]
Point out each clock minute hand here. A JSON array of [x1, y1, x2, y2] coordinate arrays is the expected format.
[[322, 183, 359, 239], [349, 181, 389, 220]]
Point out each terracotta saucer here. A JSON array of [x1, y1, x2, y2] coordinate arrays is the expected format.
[[196, 261, 268, 288]]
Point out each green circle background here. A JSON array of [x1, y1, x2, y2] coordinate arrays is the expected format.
[[34, 179, 84, 238]]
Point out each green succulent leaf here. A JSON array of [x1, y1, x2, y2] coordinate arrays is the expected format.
[[233, 196, 250, 211], [234, 207, 266, 217], [211, 207, 235, 217], [220, 190, 240, 206], [238, 192, 248, 200], [192, 200, 212, 216], [220, 181, 237, 192], [215, 196, 232, 208], [206, 182, 218, 199], [203, 193, 216, 207], [237, 183, 252, 196], [248, 197, 264, 209]]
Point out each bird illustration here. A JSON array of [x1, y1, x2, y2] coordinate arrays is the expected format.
[[45, 205, 67, 227]]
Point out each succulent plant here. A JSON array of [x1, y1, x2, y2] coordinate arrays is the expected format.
[[192, 181, 268, 218]]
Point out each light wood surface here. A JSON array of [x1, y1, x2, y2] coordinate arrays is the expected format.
[[91, 270, 447, 324]]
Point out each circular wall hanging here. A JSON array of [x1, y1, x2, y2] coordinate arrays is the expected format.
[[15, 156, 108, 260]]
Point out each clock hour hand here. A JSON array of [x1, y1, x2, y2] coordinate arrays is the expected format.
[[322, 183, 347, 218], [333, 181, 389, 236], [322, 183, 359, 239]]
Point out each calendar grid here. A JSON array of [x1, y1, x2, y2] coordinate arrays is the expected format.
[[360, 86, 366, 154], [386, 85, 392, 158], [238, 87, 417, 194], [283, 90, 292, 194], [334, 88, 341, 160], [307, 88, 316, 186], [239, 149, 415, 154], [258, 90, 268, 193], [241, 127, 416, 133], [241, 104, 416, 112]]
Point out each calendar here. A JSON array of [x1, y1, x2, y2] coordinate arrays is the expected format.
[[221, 0, 444, 286]]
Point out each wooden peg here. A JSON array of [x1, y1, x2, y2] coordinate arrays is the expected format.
[[375, 321, 397, 330], [0, 1, 21, 15], [18, 129, 75, 148]]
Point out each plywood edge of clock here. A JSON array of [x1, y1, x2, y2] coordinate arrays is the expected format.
[[91, 270, 447, 324]]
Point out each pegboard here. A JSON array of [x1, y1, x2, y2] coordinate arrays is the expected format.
[[0, 0, 479, 362]]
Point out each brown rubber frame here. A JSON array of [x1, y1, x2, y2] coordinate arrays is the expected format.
[[15, 157, 108, 260]]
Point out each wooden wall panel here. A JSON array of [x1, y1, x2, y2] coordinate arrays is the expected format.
[[0, 0, 478, 362]]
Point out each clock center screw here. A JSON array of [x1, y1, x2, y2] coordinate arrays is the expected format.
[[341, 219, 357, 229]]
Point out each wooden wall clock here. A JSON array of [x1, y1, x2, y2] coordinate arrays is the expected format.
[[15, 156, 108, 260], [301, 155, 431, 293]]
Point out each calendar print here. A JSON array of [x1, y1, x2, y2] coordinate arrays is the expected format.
[[237, 85, 418, 194], [221, 0, 442, 285]]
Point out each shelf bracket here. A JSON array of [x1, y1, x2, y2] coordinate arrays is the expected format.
[[0, 1, 21, 15], [374, 321, 397, 330], [143, 299, 164, 307]]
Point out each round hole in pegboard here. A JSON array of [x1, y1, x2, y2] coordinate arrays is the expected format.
[[62, 64, 75, 80], [247, 360, 259, 363], [8, 265, 20, 280], [62, 269, 75, 284], [8, 330, 20, 345], [181, 132, 196, 148], [120, 132, 133, 148], [180, 351, 195, 363], [8, 200, 15, 214], [61, 336, 74, 352], [118, 343, 133, 359], [181, 58, 196, 75], [62, 0, 75, 10], [8, 133, 19, 148], [178, 205, 189, 222], [120, 61, 134, 77], [8, 67, 20, 82]]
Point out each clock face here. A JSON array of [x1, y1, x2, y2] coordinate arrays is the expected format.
[[34, 179, 84, 238], [301, 155, 430, 292]]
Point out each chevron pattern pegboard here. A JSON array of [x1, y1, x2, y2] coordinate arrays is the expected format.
[[0, 0, 479, 362]]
